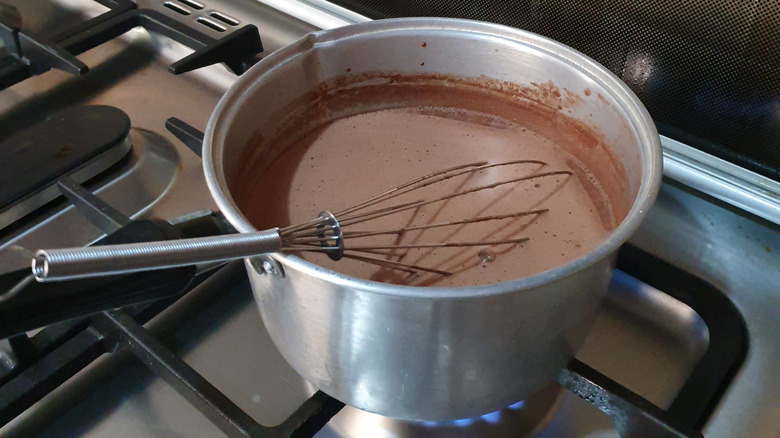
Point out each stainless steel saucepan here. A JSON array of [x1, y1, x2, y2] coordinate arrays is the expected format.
[[201, 18, 662, 421]]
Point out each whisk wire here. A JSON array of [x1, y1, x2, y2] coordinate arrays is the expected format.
[[341, 253, 452, 276], [280, 162, 566, 277], [348, 237, 530, 251], [343, 209, 549, 239], [338, 170, 570, 227], [334, 161, 487, 217], [335, 160, 548, 219]]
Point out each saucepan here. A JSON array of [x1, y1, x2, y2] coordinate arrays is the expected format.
[[201, 18, 662, 421]]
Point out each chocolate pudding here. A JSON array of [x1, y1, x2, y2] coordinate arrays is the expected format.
[[234, 75, 627, 287]]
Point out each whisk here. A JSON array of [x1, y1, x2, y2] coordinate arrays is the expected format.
[[32, 160, 571, 282]]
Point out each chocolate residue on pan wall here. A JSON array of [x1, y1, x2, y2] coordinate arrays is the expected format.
[[563, 88, 578, 106], [233, 130, 264, 187], [232, 72, 629, 224]]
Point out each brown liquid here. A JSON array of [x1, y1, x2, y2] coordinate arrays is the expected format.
[[238, 105, 617, 287]]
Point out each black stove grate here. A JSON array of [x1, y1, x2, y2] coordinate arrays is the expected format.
[[0, 0, 263, 91]]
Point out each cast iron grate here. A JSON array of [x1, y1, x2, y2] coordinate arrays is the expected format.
[[0, 0, 263, 90]]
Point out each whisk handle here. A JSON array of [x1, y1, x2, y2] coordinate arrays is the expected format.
[[32, 229, 282, 282]]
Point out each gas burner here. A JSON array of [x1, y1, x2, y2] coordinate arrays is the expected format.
[[325, 384, 562, 438], [0, 105, 131, 230]]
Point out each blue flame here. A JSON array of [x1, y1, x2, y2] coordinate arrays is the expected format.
[[508, 400, 525, 410], [480, 410, 502, 424], [420, 400, 526, 428], [453, 417, 478, 427]]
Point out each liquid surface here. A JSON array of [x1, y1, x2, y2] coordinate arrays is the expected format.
[[238, 106, 615, 287]]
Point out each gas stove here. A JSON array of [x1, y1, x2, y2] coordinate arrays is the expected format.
[[0, 1, 777, 438]]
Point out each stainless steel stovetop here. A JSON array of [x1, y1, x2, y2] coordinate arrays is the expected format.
[[0, 1, 777, 437]]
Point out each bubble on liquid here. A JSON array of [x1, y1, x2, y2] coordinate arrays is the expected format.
[[478, 249, 495, 263]]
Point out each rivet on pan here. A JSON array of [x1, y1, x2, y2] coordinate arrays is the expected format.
[[251, 255, 284, 278]]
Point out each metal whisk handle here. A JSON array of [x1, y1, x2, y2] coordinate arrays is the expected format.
[[32, 228, 283, 282]]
